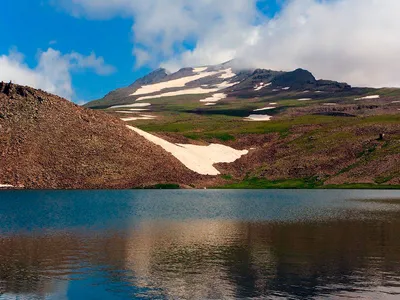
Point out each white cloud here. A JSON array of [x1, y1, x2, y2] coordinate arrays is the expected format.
[[0, 48, 115, 100], [55, 0, 400, 87], [54, 0, 260, 68]]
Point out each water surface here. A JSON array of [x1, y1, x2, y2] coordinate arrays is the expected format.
[[1, 190, 400, 299]]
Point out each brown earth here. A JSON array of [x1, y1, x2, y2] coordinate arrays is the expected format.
[[0, 82, 200, 189], [215, 121, 400, 186]]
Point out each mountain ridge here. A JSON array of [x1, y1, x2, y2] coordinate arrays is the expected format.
[[85, 63, 357, 109]]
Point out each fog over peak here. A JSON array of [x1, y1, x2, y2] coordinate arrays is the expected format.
[[56, 0, 400, 88]]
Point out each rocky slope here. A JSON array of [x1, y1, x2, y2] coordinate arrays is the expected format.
[[0, 82, 200, 189]]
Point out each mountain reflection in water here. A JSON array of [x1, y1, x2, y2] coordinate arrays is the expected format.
[[0, 190, 400, 299]]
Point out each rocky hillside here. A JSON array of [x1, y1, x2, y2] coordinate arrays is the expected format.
[[0, 82, 199, 189]]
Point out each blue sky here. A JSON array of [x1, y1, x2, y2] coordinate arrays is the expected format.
[[1, 0, 284, 102], [2, 0, 152, 102], [2, 0, 400, 102]]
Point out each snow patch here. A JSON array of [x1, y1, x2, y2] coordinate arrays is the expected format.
[[219, 68, 236, 79], [298, 98, 312, 101], [121, 115, 157, 121], [0, 184, 13, 188], [253, 106, 276, 112], [116, 109, 149, 113], [282, 87, 290, 90], [110, 103, 151, 109], [193, 67, 208, 73], [199, 93, 227, 103], [131, 70, 219, 96], [269, 102, 278, 105], [205, 103, 216, 106], [254, 82, 271, 91], [136, 87, 217, 100], [323, 103, 337, 106], [214, 81, 240, 90], [127, 126, 248, 176], [391, 101, 400, 103], [355, 95, 380, 100], [136, 81, 238, 101], [245, 114, 272, 121]]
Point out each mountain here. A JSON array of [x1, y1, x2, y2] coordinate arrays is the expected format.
[[2, 59, 399, 189], [0, 82, 199, 189], [82, 61, 400, 188], [85, 62, 361, 109]]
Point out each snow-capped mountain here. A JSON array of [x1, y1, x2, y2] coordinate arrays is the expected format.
[[85, 61, 358, 109]]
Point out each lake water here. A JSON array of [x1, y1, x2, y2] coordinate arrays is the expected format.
[[1, 190, 400, 299]]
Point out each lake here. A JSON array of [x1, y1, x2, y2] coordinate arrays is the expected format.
[[1, 190, 400, 299]]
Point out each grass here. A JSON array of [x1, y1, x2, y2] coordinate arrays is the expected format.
[[323, 183, 400, 189], [100, 91, 399, 189], [138, 113, 344, 140], [219, 177, 323, 189], [219, 177, 400, 190]]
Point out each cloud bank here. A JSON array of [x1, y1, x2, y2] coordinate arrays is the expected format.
[[0, 48, 115, 100], [52, 0, 400, 87]]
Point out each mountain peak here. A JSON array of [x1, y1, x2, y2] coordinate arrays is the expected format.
[[129, 68, 169, 88]]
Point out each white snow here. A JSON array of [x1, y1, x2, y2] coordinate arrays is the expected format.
[[128, 109, 150, 111], [127, 126, 248, 175], [199, 93, 227, 103], [205, 103, 216, 106], [116, 109, 149, 113], [193, 67, 208, 73], [131, 70, 219, 96], [391, 101, 400, 103], [282, 87, 290, 90], [214, 81, 240, 90], [272, 89, 279, 92], [253, 106, 276, 112], [218, 68, 236, 79], [116, 111, 141, 114], [323, 103, 337, 106], [136, 87, 218, 100], [298, 98, 312, 101], [0, 184, 13, 188], [245, 114, 272, 121], [110, 103, 151, 109], [121, 115, 157, 121], [254, 82, 271, 91], [269, 102, 278, 105], [355, 95, 380, 100], [136, 81, 238, 101]]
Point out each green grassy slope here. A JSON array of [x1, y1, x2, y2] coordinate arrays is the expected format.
[[99, 88, 400, 189]]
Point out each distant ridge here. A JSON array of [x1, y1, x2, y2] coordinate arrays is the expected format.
[[85, 62, 353, 109]]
